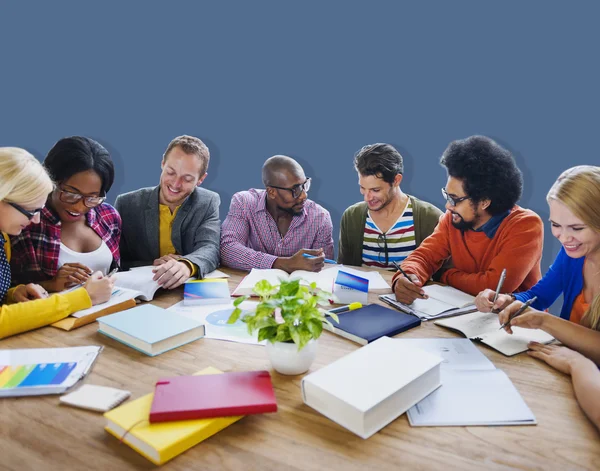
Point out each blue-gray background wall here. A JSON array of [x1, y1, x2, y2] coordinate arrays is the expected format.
[[1, 1, 598, 276]]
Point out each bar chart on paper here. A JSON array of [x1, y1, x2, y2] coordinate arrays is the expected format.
[[0, 346, 102, 397]]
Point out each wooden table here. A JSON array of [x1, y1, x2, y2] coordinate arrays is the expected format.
[[1, 267, 599, 471]]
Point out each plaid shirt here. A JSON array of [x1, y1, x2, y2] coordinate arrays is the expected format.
[[9, 204, 121, 285], [220, 189, 334, 270]]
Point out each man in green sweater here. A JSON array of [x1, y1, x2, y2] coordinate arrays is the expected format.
[[338, 143, 443, 269]]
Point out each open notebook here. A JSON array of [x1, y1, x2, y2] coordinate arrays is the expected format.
[[400, 338, 536, 427], [52, 266, 163, 331], [232, 266, 389, 296], [434, 311, 555, 356], [380, 284, 477, 320]]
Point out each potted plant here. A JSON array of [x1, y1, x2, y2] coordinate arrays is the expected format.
[[227, 278, 338, 375]]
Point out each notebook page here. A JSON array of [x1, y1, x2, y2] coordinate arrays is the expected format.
[[113, 267, 160, 301], [71, 287, 139, 318], [435, 311, 498, 338], [423, 284, 475, 308], [411, 296, 457, 317], [479, 327, 555, 356]]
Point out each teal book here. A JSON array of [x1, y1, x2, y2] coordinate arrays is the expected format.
[[183, 279, 231, 306], [97, 305, 205, 356]]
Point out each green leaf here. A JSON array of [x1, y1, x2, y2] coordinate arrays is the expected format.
[[233, 295, 248, 307], [253, 279, 274, 297], [298, 326, 312, 350], [227, 307, 243, 324], [275, 324, 291, 343], [307, 318, 323, 338], [289, 325, 301, 346], [258, 326, 278, 342], [327, 312, 339, 324], [279, 279, 300, 297]]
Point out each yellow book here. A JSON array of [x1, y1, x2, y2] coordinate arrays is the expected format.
[[104, 367, 243, 465]]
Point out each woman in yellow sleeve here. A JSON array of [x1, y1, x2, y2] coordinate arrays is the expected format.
[[0, 147, 114, 339]]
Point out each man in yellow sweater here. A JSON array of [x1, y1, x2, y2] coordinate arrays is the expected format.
[[115, 136, 220, 289], [393, 136, 543, 304]]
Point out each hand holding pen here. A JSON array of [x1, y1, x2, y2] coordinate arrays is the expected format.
[[498, 296, 538, 332], [474, 269, 513, 313], [392, 261, 428, 304]]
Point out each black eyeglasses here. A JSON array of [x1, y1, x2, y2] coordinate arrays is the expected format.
[[269, 178, 311, 200], [8, 202, 44, 220], [58, 188, 106, 208], [377, 233, 389, 266], [441, 187, 470, 207]]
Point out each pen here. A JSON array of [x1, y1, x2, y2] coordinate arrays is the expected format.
[[328, 302, 363, 314], [392, 261, 426, 299], [303, 253, 337, 264], [107, 267, 119, 277], [499, 296, 538, 330], [491, 268, 507, 312]]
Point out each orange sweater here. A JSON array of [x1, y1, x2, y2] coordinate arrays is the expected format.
[[393, 206, 543, 296]]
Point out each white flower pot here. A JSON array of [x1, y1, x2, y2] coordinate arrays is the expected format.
[[265, 339, 318, 375]]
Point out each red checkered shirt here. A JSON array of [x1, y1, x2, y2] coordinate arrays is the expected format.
[[220, 189, 334, 270], [9, 204, 121, 285]]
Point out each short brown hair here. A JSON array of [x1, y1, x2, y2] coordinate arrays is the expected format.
[[163, 135, 210, 176]]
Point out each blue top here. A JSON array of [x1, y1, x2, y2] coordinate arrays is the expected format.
[[514, 247, 584, 320]]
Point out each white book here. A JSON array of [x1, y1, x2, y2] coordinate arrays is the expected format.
[[232, 266, 389, 296], [112, 266, 162, 301], [301, 336, 443, 439], [399, 338, 536, 427], [434, 311, 555, 356]]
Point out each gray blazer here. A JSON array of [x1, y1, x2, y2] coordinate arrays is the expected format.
[[115, 185, 221, 277]]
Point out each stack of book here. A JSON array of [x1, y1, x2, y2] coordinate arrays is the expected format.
[[104, 367, 278, 465]]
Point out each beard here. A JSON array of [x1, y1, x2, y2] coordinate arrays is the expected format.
[[450, 210, 480, 231], [277, 204, 303, 216], [368, 187, 395, 212]]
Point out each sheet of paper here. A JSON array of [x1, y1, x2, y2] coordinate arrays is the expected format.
[[396, 338, 495, 371], [168, 300, 265, 346], [333, 266, 390, 290], [203, 269, 231, 279], [0, 346, 102, 396], [408, 369, 536, 426]]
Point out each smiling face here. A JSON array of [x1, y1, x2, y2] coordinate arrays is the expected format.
[[358, 174, 401, 212], [50, 169, 104, 224], [159, 146, 207, 208], [549, 198, 600, 259], [444, 176, 491, 231], [0, 194, 47, 235]]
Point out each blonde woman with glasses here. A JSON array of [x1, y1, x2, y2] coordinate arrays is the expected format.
[[0, 147, 113, 339]]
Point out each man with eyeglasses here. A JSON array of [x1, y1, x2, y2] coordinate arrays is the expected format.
[[393, 135, 543, 304], [338, 143, 443, 269], [220, 155, 334, 273], [115, 135, 220, 288]]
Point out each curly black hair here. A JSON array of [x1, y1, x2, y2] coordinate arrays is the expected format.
[[440, 136, 523, 215], [44, 136, 115, 195], [354, 143, 403, 185]]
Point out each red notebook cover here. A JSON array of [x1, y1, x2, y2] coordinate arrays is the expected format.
[[149, 370, 277, 423]]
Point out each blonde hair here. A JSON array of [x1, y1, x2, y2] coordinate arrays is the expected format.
[[0, 147, 54, 205], [547, 165, 600, 330]]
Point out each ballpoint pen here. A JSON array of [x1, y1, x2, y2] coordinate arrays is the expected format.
[[303, 253, 337, 264], [499, 296, 538, 330], [392, 261, 426, 299], [491, 268, 507, 312]]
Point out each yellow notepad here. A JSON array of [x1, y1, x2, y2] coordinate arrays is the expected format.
[[104, 367, 243, 465]]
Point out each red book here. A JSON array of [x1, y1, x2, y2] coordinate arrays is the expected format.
[[149, 370, 277, 423]]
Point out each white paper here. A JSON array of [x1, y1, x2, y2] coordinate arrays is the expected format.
[[168, 300, 264, 345], [113, 266, 160, 301], [408, 369, 536, 426], [0, 346, 102, 397], [203, 269, 231, 279], [70, 287, 139, 318], [396, 338, 495, 371]]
